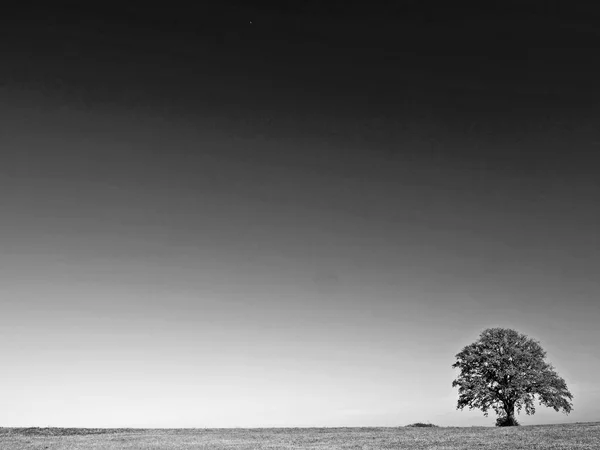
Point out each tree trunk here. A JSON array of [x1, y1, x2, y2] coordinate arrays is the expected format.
[[506, 404, 516, 426], [498, 402, 519, 427]]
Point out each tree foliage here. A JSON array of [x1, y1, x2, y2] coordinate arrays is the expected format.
[[452, 328, 573, 426]]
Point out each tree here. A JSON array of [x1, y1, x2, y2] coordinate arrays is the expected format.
[[452, 327, 573, 426]]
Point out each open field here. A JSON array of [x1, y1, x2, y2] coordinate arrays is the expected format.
[[1, 422, 599, 449]]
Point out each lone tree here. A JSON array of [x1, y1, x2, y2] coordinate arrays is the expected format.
[[452, 327, 573, 426]]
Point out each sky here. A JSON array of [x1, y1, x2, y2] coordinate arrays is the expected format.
[[1, 2, 599, 428]]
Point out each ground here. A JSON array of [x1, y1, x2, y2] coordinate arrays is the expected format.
[[1, 422, 599, 449]]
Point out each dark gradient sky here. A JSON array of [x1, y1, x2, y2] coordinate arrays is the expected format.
[[1, 2, 599, 427]]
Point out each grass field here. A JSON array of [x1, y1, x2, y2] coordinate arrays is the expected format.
[[1, 422, 599, 449]]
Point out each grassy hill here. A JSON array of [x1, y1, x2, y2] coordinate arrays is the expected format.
[[1, 422, 599, 449]]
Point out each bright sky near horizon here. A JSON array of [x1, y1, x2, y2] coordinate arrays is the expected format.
[[1, 3, 600, 428]]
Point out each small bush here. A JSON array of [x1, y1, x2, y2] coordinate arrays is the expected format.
[[405, 422, 439, 428]]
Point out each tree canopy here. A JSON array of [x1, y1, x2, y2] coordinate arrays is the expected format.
[[452, 327, 573, 426]]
